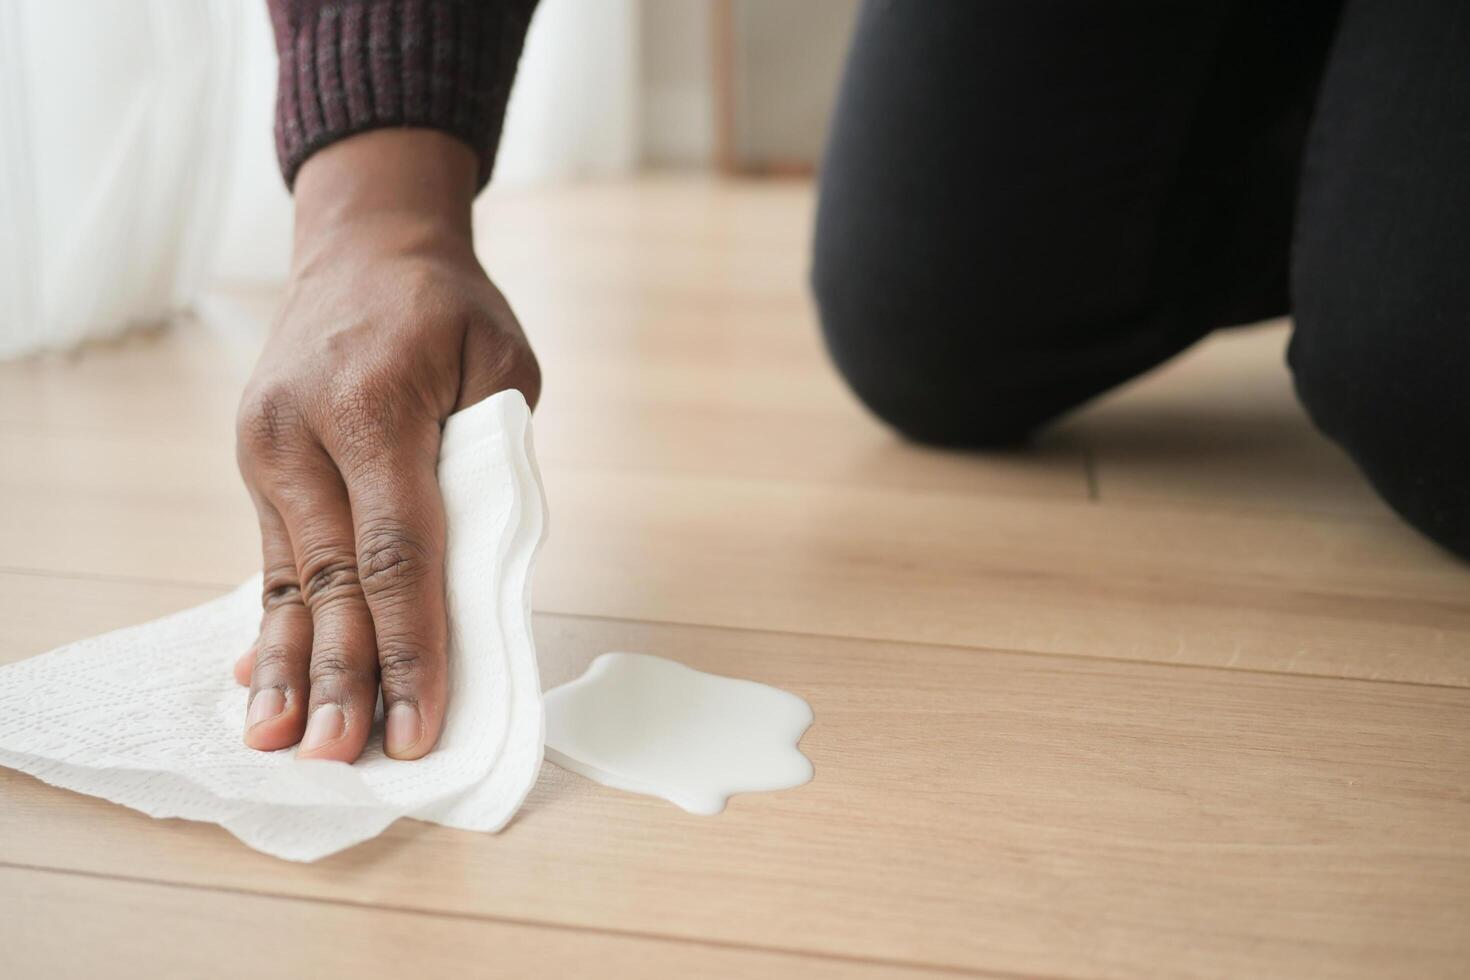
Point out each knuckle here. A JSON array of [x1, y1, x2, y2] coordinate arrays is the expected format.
[[299, 557, 362, 610], [377, 647, 426, 688], [307, 648, 375, 689], [324, 372, 396, 453], [261, 569, 303, 612], [357, 526, 431, 596], [237, 383, 302, 459], [262, 584, 303, 612], [395, 261, 453, 312], [326, 374, 376, 424], [252, 643, 299, 677]]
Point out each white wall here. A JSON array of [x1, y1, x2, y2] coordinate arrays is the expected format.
[[497, 0, 642, 184], [731, 0, 857, 168], [640, 0, 715, 168]]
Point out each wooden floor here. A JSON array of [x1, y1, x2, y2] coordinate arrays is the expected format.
[[2, 177, 1468, 979]]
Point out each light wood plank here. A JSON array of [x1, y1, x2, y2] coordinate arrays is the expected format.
[[536, 397, 1089, 499], [4, 423, 1468, 685], [535, 464, 1470, 687], [531, 468, 1470, 686], [1072, 319, 1307, 428], [0, 181, 1413, 522], [1077, 410, 1390, 520], [5, 177, 1469, 980], [1, 175, 1462, 686], [1062, 323, 1392, 520], [0, 314, 253, 438], [0, 571, 223, 657], [0, 300, 1090, 503], [3, 587, 1468, 979], [0, 427, 259, 586], [0, 866, 947, 980]]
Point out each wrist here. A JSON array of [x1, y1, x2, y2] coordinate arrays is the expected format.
[[291, 129, 480, 274]]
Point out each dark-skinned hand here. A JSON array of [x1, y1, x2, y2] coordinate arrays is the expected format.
[[231, 129, 539, 762]]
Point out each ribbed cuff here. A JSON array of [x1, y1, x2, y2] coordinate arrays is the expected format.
[[269, 0, 537, 190]]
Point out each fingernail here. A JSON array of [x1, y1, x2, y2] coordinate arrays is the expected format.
[[300, 703, 346, 752], [385, 702, 423, 757], [245, 688, 285, 729]]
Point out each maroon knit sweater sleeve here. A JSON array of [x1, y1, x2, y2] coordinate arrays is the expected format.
[[266, 0, 538, 190]]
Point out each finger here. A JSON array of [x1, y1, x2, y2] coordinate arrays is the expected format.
[[336, 422, 449, 760], [233, 645, 255, 687], [244, 502, 312, 750], [275, 451, 381, 764]]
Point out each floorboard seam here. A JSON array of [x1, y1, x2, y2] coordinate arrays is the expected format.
[[0, 565, 237, 592], [0, 860, 1056, 980], [4, 571, 1467, 694], [534, 608, 1470, 694]]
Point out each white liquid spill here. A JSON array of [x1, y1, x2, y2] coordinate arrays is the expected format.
[[543, 652, 814, 815]]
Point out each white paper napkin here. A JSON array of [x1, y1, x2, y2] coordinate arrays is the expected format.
[[0, 390, 548, 861]]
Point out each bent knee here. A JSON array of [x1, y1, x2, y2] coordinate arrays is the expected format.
[[810, 271, 1047, 447], [810, 219, 1079, 445]]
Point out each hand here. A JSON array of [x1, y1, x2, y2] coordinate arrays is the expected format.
[[232, 130, 540, 762]]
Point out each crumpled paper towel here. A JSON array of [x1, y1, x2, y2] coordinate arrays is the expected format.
[[0, 390, 548, 861]]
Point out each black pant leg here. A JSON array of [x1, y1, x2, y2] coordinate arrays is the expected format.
[[812, 0, 1337, 446], [1289, 0, 1470, 559]]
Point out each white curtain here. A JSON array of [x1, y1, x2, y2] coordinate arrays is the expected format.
[[496, 0, 641, 185], [0, 0, 647, 358], [0, 0, 240, 359]]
